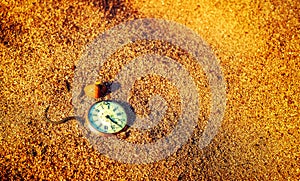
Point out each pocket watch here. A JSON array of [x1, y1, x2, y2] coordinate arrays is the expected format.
[[87, 100, 127, 136], [45, 82, 128, 136]]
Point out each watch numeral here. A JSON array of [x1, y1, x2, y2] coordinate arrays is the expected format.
[[97, 123, 102, 130], [104, 102, 110, 109]]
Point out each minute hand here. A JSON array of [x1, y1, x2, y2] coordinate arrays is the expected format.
[[105, 115, 123, 128]]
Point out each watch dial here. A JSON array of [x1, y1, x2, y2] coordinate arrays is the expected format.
[[88, 101, 127, 134]]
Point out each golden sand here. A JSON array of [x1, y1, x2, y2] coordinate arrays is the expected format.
[[0, 0, 299, 180]]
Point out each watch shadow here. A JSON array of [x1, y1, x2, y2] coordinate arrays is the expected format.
[[98, 81, 121, 97]]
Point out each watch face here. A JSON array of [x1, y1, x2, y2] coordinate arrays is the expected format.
[[87, 101, 127, 134]]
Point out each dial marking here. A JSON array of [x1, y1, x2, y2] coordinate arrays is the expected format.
[[111, 125, 116, 131], [113, 107, 118, 112], [104, 101, 110, 109], [117, 112, 123, 116], [97, 124, 103, 131]]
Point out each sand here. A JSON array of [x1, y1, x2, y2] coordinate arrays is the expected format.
[[0, 0, 299, 180]]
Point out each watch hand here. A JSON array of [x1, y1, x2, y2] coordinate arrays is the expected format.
[[105, 115, 122, 128]]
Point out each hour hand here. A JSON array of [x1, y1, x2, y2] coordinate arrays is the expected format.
[[105, 115, 122, 128]]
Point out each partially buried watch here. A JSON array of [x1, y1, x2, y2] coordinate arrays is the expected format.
[[87, 100, 127, 136], [45, 82, 128, 137]]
